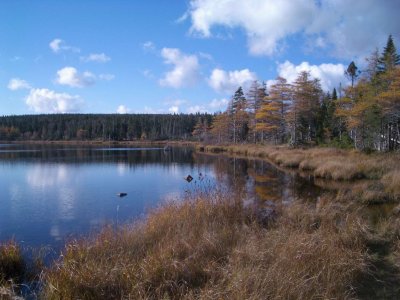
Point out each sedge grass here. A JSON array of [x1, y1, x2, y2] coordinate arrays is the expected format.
[[41, 190, 371, 299]]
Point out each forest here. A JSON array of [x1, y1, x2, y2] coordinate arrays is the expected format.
[[197, 35, 400, 151], [1, 36, 399, 152], [0, 113, 212, 141]]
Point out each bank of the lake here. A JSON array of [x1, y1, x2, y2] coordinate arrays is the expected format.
[[1, 144, 400, 299], [197, 144, 400, 204]]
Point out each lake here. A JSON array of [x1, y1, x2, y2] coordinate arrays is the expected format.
[[0, 143, 320, 251]]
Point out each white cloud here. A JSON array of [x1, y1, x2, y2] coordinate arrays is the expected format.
[[168, 106, 179, 114], [49, 39, 62, 53], [98, 74, 115, 81], [7, 78, 31, 90], [187, 105, 207, 114], [277, 60, 348, 91], [142, 41, 156, 52], [159, 48, 200, 88], [208, 68, 257, 94], [165, 99, 187, 106], [143, 106, 160, 114], [117, 105, 130, 114], [186, 0, 400, 58], [49, 39, 80, 53], [199, 52, 213, 60], [209, 98, 229, 110], [80, 53, 111, 63], [26, 88, 83, 113], [56, 67, 95, 88]]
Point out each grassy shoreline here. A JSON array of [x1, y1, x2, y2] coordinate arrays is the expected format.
[[196, 144, 400, 204], [1, 143, 400, 298], [40, 192, 375, 298], [4, 189, 398, 299]]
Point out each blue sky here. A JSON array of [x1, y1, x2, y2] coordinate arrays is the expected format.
[[0, 0, 399, 115]]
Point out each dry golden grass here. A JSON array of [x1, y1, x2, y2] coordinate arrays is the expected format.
[[382, 170, 400, 200], [0, 286, 21, 300], [0, 241, 25, 285], [0, 241, 25, 300], [42, 192, 246, 299], [198, 144, 400, 203], [206, 216, 368, 299], [41, 191, 371, 299]]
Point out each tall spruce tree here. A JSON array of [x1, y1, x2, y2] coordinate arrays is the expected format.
[[345, 61, 359, 87], [378, 35, 400, 73], [229, 87, 248, 143]]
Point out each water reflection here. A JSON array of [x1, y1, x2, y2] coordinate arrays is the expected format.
[[0, 144, 322, 250], [26, 164, 68, 188], [195, 153, 322, 208]]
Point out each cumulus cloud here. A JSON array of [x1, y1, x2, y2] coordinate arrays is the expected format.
[[208, 68, 257, 94], [116, 105, 130, 114], [165, 99, 187, 106], [168, 106, 179, 114], [142, 106, 163, 114], [159, 48, 200, 88], [186, 0, 400, 58], [142, 41, 156, 52], [49, 39, 80, 53], [98, 74, 115, 81], [7, 78, 31, 90], [56, 67, 95, 88], [80, 53, 111, 63], [276, 60, 348, 92], [209, 98, 229, 110], [26, 88, 83, 113], [187, 105, 208, 114]]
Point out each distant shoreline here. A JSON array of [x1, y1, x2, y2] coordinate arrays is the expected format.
[[2, 139, 197, 147]]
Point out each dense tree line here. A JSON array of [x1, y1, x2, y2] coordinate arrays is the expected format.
[[0, 113, 212, 141], [197, 35, 400, 151]]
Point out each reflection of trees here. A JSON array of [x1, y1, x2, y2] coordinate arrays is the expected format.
[[0, 146, 196, 170], [247, 160, 286, 204], [210, 155, 249, 193], [202, 154, 323, 206], [1, 145, 323, 205]]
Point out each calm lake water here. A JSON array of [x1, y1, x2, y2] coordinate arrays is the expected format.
[[0, 143, 321, 250]]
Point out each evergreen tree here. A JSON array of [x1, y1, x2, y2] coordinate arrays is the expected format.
[[378, 35, 400, 73], [287, 71, 322, 145], [332, 88, 337, 100], [377, 67, 400, 150], [229, 87, 249, 143], [345, 61, 359, 87]]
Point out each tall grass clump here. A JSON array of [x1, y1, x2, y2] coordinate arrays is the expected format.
[[201, 203, 371, 299], [42, 191, 247, 299], [382, 170, 400, 201], [0, 241, 25, 284], [41, 189, 372, 299], [0, 241, 25, 299]]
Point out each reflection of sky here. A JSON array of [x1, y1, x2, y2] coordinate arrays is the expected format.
[[26, 164, 68, 188], [0, 146, 320, 251], [0, 147, 217, 250]]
